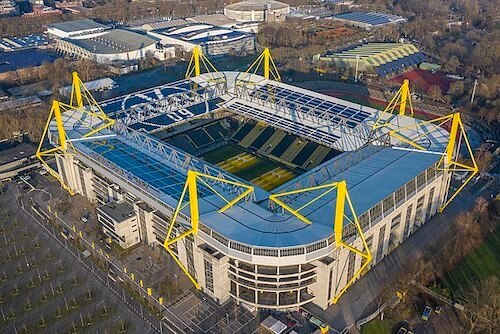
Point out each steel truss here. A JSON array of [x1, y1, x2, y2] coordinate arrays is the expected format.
[[388, 112, 478, 212], [234, 83, 373, 145], [115, 80, 227, 126], [36, 72, 115, 195], [163, 170, 254, 289], [113, 122, 252, 195]]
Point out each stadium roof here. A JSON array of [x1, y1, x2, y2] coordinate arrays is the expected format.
[[331, 11, 406, 27], [319, 43, 425, 77], [196, 145, 440, 247], [225, 0, 289, 11], [52, 72, 450, 249], [48, 19, 106, 32], [69, 29, 157, 54]]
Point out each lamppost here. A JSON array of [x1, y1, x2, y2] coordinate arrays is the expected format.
[[355, 55, 360, 83]]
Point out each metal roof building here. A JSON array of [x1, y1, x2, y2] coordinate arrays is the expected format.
[[314, 43, 425, 77], [47, 19, 108, 39], [147, 23, 255, 56], [40, 50, 474, 317], [54, 29, 159, 63], [224, 0, 289, 22], [330, 11, 407, 29]]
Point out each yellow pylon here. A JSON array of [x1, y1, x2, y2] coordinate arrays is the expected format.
[[388, 113, 478, 212], [373, 79, 414, 129], [36, 71, 115, 195], [270, 180, 372, 304], [236, 47, 281, 85], [163, 170, 254, 289], [185, 46, 222, 80]]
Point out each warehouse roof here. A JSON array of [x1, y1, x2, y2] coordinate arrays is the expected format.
[[225, 0, 289, 11], [331, 11, 406, 27], [69, 29, 157, 54], [48, 19, 106, 32]]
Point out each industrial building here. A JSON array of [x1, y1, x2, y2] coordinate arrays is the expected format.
[[147, 23, 255, 56], [37, 50, 476, 312], [141, 14, 260, 34], [330, 11, 407, 29], [313, 43, 425, 77], [55, 29, 165, 63], [47, 19, 108, 39], [224, 0, 289, 22], [0, 0, 19, 17]]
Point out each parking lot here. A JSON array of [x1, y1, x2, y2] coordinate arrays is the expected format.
[[0, 183, 148, 333]]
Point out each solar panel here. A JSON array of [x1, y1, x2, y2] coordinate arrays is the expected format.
[[250, 84, 370, 128]]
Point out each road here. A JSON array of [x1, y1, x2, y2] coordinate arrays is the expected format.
[[305, 179, 496, 333]]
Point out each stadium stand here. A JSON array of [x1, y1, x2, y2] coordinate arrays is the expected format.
[[249, 127, 276, 151], [292, 142, 319, 166]]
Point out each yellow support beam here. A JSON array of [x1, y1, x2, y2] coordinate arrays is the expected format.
[[372, 79, 414, 130], [387, 113, 478, 212], [269, 180, 372, 304], [185, 46, 223, 82], [236, 47, 281, 85], [36, 71, 115, 195], [70, 71, 83, 108], [163, 170, 254, 289]]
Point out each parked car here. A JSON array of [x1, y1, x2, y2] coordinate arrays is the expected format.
[[421, 306, 432, 321]]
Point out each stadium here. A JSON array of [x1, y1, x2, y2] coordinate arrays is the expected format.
[[37, 48, 477, 311]]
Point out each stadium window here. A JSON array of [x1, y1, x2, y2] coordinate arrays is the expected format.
[[204, 259, 214, 293], [394, 186, 406, 206], [280, 247, 305, 257], [342, 224, 356, 239], [230, 242, 252, 254], [358, 212, 370, 231], [406, 179, 417, 198], [211, 231, 229, 246], [199, 224, 211, 236], [416, 171, 426, 190], [369, 203, 382, 224], [306, 240, 327, 253], [254, 248, 279, 257], [426, 166, 436, 182], [382, 194, 395, 216]]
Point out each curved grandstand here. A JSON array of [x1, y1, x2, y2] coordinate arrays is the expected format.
[[38, 50, 476, 312]]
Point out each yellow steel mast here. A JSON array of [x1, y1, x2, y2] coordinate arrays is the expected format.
[[36, 71, 115, 195], [372, 79, 414, 129]]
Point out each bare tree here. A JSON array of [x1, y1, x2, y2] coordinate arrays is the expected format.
[[460, 277, 500, 334]]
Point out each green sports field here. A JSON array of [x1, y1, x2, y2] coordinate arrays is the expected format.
[[441, 224, 500, 296], [201, 145, 296, 190]]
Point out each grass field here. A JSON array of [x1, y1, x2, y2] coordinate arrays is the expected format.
[[441, 225, 500, 296], [202, 145, 296, 190], [361, 319, 398, 334]]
